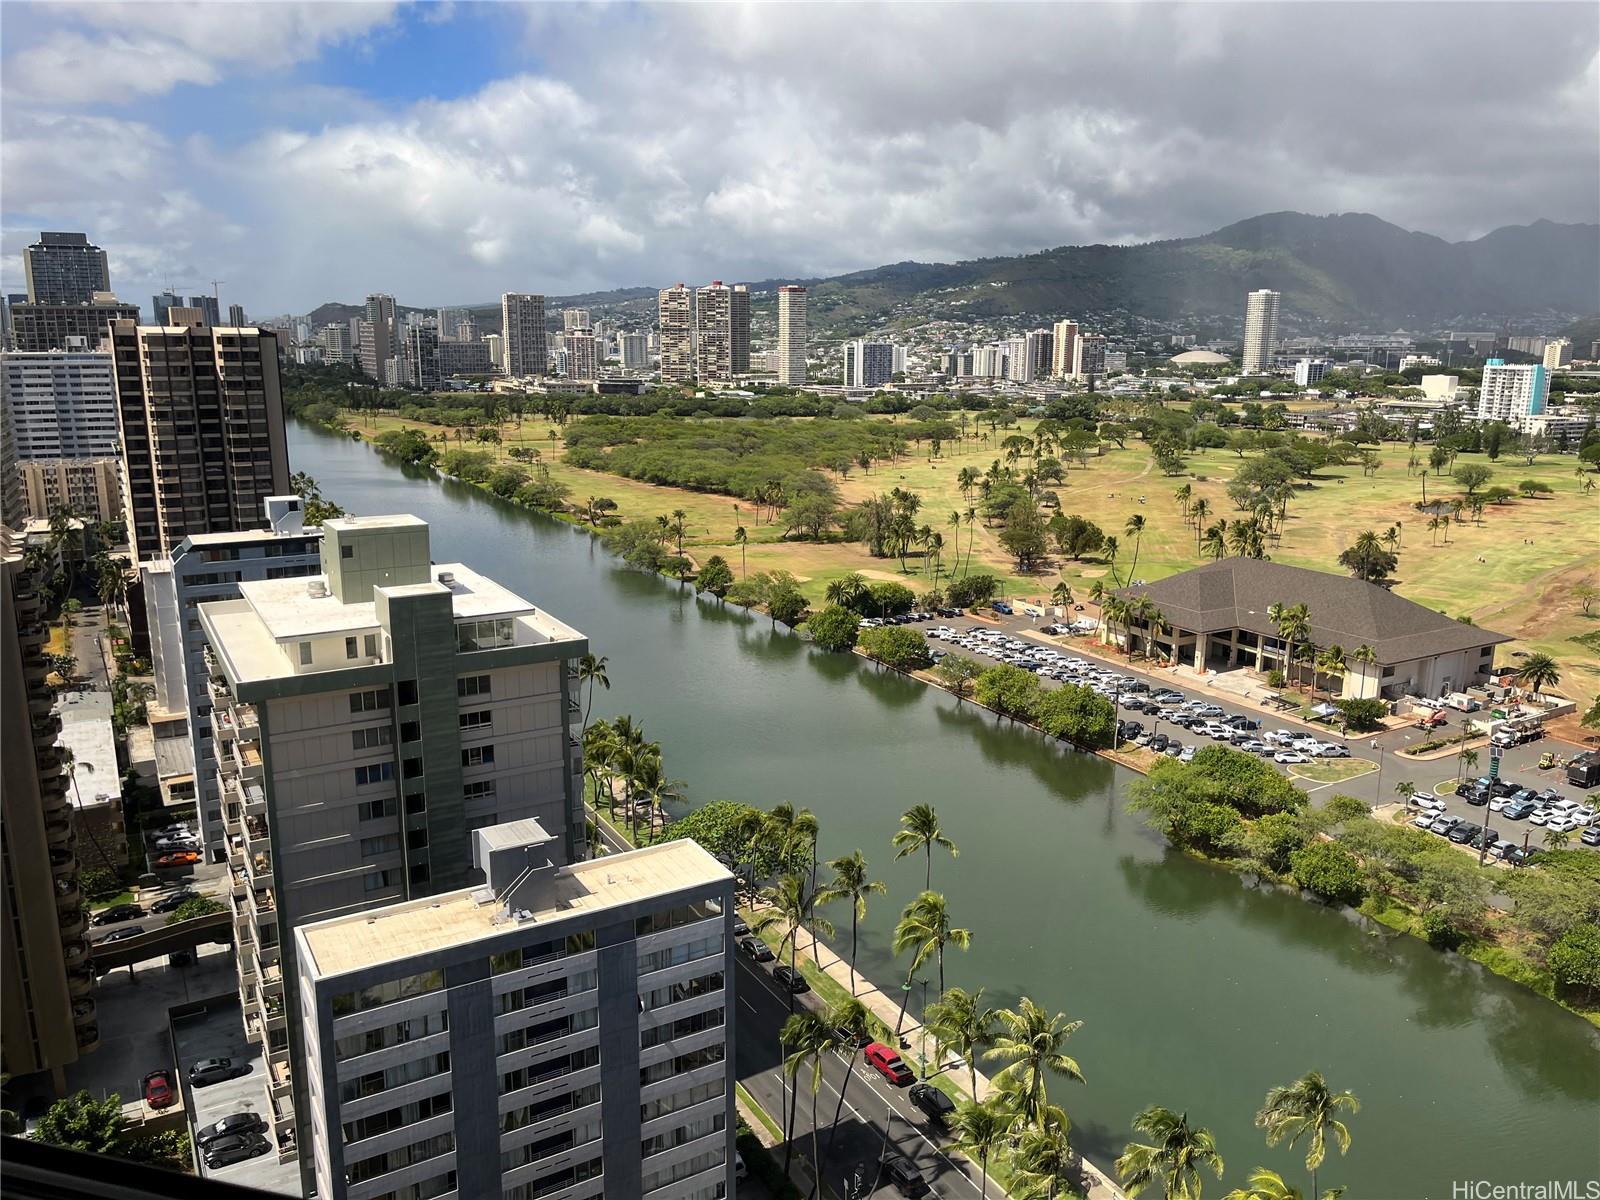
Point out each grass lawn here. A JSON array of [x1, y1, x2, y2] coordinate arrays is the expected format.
[[344, 408, 1600, 706], [1288, 759, 1379, 784]]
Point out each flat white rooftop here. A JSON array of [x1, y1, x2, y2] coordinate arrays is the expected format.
[[299, 839, 731, 981], [55, 689, 120, 811]]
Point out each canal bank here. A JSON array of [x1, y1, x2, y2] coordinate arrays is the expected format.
[[288, 422, 1600, 1200]]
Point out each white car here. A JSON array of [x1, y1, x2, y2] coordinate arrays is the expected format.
[[1275, 750, 1310, 764], [1410, 795, 1447, 815], [1488, 795, 1511, 813], [1571, 805, 1597, 826], [1528, 808, 1553, 826], [1545, 814, 1577, 833], [1413, 812, 1435, 829]]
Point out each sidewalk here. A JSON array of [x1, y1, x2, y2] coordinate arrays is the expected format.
[[777, 918, 1128, 1200]]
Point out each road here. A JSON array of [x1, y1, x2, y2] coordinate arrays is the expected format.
[[903, 611, 1595, 853]]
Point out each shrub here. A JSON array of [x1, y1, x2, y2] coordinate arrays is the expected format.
[[766, 587, 808, 627], [865, 581, 916, 617], [1422, 907, 1468, 951], [1336, 697, 1388, 731], [1290, 842, 1366, 905], [946, 574, 1000, 609], [1267, 668, 1286, 688], [1547, 923, 1600, 998], [858, 626, 931, 671], [973, 664, 1042, 719], [807, 605, 860, 652], [171, 896, 227, 923], [80, 868, 120, 901], [1035, 684, 1116, 747], [1246, 811, 1311, 874]]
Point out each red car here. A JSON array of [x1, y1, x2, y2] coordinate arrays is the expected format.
[[142, 1069, 175, 1109], [863, 1042, 914, 1086], [154, 850, 200, 868]]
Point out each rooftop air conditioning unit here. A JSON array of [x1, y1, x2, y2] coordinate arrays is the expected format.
[[307, 580, 328, 598], [437, 571, 455, 585]]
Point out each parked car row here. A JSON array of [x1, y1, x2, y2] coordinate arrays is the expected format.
[[1409, 810, 1535, 864], [862, 609, 955, 629]]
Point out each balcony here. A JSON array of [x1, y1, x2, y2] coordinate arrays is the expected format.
[[33, 712, 62, 745], [244, 1009, 264, 1047], [242, 782, 266, 817], [211, 707, 236, 745], [207, 675, 232, 707], [62, 938, 90, 966], [259, 989, 286, 1031], [54, 878, 82, 911], [235, 703, 259, 736], [18, 622, 48, 651], [268, 1055, 293, 1100], [67, 965, 95, 997], [58, 908, 87, 940], [231, 740, 263, 782], [75, 1024, 101, 1053], [36, 745, 65, 775], [50, 851, 78, 879], [28, 684, 55, 717], [46, 819, 75, 851], [248, 887, 276, 922], [71, 997, 97, 1027]]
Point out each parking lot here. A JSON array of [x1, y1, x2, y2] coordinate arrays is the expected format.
[[174, 1001, 298, 1192]]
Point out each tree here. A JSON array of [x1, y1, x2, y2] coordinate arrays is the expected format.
[[1245, 811, 1312, 875], [1255, 1072, 1359, 1200], [733, 525, 748, 576], [33, 1090, 125, 1155], [985, 996, 1085, 1129], [1335, 535, 1397, 583], [806, 604, 860, 652], [1516, 652, 1560, 697], [936, 653, 983, 701], [1116, 1106, 1225, 1200], [1013, 1108, 1077, 1200], [1000, 499, 1050, 570], [820, 850, 885, 992], [752, 872, 832, 1013], [1124, 514, 1148, 581], [950, 1098, 1012, 1199], [170, 896, 226, 922], [825, 572, 869, 610], [974, 663, 1043, 721], [784, 491, 840, 541], [1547, 923, 1600, 1000], [858, 625, 931, 670], [1051, 581, 1074, 609], [1574, 582, 1599, 617], [824, 996, 872, 1160], [1451, 464, 1493, 497], [696, 555, 735, 598], [926, 986, 994, 1099], [576, 653, 609, 736], [1334, 698, 1386, 732], [1035, 684, 1116, 747], [893, 803, 958, 890], [892, 891, 971, 1033], [1223, 1167, 1341, 1200], [1051, 514, 1105, 560], [947, 573, 1001, 609], [779, 1010, 833, 1185], [1289, 843, 1365, 905]]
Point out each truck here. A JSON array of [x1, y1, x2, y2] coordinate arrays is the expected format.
[[1567, 752, 1600, 790], [1443, 692, 1482, 712]]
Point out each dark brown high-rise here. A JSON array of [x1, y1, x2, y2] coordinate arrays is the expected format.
[[110, 317, 291, 562]]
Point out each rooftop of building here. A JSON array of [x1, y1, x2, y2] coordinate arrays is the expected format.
[[55, 689, 120, 811], [1116, 559, 1511, 664], [298, 838, 731, 981], [1170, 349, 1232, 365]]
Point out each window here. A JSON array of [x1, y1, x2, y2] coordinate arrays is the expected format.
[[403, 757, 423, 779], [360, 834, 401, 859], [334, 1011, 449, 1061], [298, 641, 313, 666], [459, 710, 492, 731], [364, 633, 378, 658], [397, 680, 418, 706], [462, 745, 495, 768], [405, 792, 427, 815], [345, 636, 358, 659], [352, 726, 392, 751], [350, 688, 391, 714], [341, 544, 353, 560], [362, 869, 398, 894], [400, 720, 421, 743], [357, 798, 395, 822], [354, 762, 394, 786], [456, 618, 515, 652], [407, 828, 429, 851], [409, 862, 430, 886], [457, 674, 491, 699], [464, 780, 496, 801]]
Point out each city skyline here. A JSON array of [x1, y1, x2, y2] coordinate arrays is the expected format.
[[2, 3, 1596, 315]]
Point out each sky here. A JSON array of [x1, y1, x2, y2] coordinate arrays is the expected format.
[[2, 2, 1597, 318]]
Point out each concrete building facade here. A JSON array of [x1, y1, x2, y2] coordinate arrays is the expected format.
[[1543, 339, 1573, 370], [18, 458, 121, 525], [1241, 289, 1280, 374], [563, 333, 600, 382], [110, 319, 291, 562], [294, 820, 735, 1200], [23, 233, 110, 305], [1476, 360, 1549, 429], [658, 287, 694, 383], [198, 515, 588, 1167], [619, 333, 650, 372], [694, 283, 748, 382], [10, 298, 139, 354], [321, 323, 354, 365], [776, 287, 807, 385], [502, 294, 548, 378], [1050, 320, 1079, 379], [843, 340, 893, 389], [1073, 333, 1107, 380], [405, 327, 441, 393], [2, 347, 120, 461]]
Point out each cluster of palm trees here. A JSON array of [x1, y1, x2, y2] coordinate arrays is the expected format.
[[1198, 517, 1271, 562], [576, 653, 690, 846], [23, 510, 130, 618], [743, 802, 1090, 1198], [1100, 594, 1173, 663], [1117, 1071, 1359, 1200]]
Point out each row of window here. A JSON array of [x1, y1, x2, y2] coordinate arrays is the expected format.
[[636, 900, 722, 937], [458, 618, 516, 652], [332, 970, 444, 1017], [337, 1051, 450, 1103], [505, 1157, 601, 1200], [641, 1147, 723, 1194], [346, 1131, 454, 1185], [500, 1046, 600, 1100], [341, 1091, 452, 1144], [642, 1112, 725, 1159], [641, 1080, 723, 1126], [642, 971, 723, 1014], [640, 1006, 724, 1051], [638, 934, 722, 976], [334, 1010, 449, 1062], [640, 1043, 724, 1088], [489, 930, 593, 976], [501, 1084, 600, 1135], [499, 1008, 597, 1057]]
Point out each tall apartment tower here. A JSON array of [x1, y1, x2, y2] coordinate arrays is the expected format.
[[563, 331, 600, 381], [1476, 360, 1549, 429], [729, 285, 750, 375], [295, 819, 736, 1200], [24, 232, 110, 304], [11, 296, 138, 353], [2, 530, 96, 1092], [502, 294, 548, 378], [228, 304, 247, 327], [1543, 339, 1573, 370], [2, 346, 120, 460], [405, 325, 441, 392], [198, 515, 588, 1168], [1241, 289, 1280, 375], [109, 319, 291, 563], [1026, 329, 1054, 383], [143, 498, 322, 859], [437, 307, 468, 341], [1072, 333, 1107, 380], [563, 308, 592, 333], [319, 323, 353, 365], [187, 295, 222, 327], [151, 292, 181, 325], [776, 286, 807, 385], [658, 285, 695, 382], [842, 340, 894, 389], [358, 294, 398, 381], [619, 332, 650, 371], [1050, 320, 1079, 378], [694, 283, 735, 382]]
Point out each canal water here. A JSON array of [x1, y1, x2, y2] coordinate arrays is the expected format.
[[290, 423, 1599, 1197]]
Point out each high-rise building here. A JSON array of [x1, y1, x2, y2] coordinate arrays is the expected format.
[[1505, 335, 1548, 357], [1294, 358, 1331, 387], [405, 325, 441, 392], [658, 285, 694, 382], [502, 293, 548, 378], [109, 319, 291, 562], [437, 307, 468, 341], [17, 459, 122, 525], [1241, 289, 1280, 374], [319, 323, 353, 365], [228, 304, 247, 327], [563, 308, 592, 332], [619, 332, 650, 371], [1072, 333, 1107, 380], [1543, 339, 1573, 370], [484, 333, 505, 372], [1476, 360, 1549, 429], [730, 285, 750, 375], [358, 294, 398, 381], [1026, 329, 1054, 383], [187, 295, 222, 327], [24, 232, 110, 304], [11, 298, 138, 353], [842, 340, 893, 388], [1004, 337, 1031, 383], [694, 282, 746, 382], [151, 293, 181, 325], [456, 319, 478, 344], [2, 530, 96, 1091], [197, 514, 588, 1166], [1050, 320, 1079, 378], [777, 286, 807, 385], [438, 340, 496, 377], [294, 817, 736, 1200], [1, 347, 119, 460], [0, 391, 20, 528], [143, 497, 321, 859], [563, 331, 600, 381]]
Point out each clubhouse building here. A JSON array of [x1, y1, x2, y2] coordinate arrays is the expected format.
[[1105, 560, 1510, 701]]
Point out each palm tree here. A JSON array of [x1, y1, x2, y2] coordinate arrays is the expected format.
[[1013, 1107, 1076, 1200], [950, 1098, 1012, 1199], [1201, 521, 1227, 561], [892, 803, 958, 890], [964, 507, 979, 577], [819, 850, 885, 992], [1254, 1072, 1359, 1200], [1124, 514, 1146, 581], [1515, 652, 1560, 699], [1393, 780, 1416, 806], [1456, 746, 1479, 783], [1173, 484, 1192, 520], [1104, 535, 1121, 583], [826, 573, 868, 610], [1223, 1167, 1344, 1200], [1116, 1106, 1225, 1200], [576, 653, 609, 735], [766, 803, 823, 960], [1051, 582, 1073, 610], [734, 525, 748, 576], [1190, 499, 1211, 553], [752, 873, 832, 1013], [824, 997, 871, 1160], [893, 891, 970, 1022], [780, 1011, 834, 1193], [1350, 644, 1376, 688], [1544, 827, 1572, 850], [925, 986, 994, 1098], [1313, 644, 1346, 697], [984, 996, 1085, 1129]]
